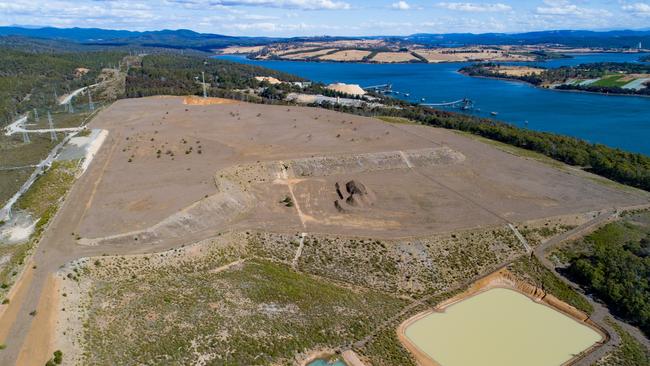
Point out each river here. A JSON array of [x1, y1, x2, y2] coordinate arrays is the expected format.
[[217, 53, 650, 155]]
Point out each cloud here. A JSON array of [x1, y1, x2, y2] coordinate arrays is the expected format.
[[391, 1, 410, 10], [622, 2, 650, 16], [436, 2, 511, 12], [536, 0, 611, 17], [182, 0, 350, 10]]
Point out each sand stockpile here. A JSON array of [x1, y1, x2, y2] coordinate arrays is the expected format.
[[183, 96, 239, 105], [254, 76, 282, 85], [326, 83, 366, 96]]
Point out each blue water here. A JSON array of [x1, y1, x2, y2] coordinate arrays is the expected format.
[[217, 53, 650, 155], [307, 359, 346, 366]]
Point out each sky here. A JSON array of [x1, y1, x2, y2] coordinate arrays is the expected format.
[[1, 0, 650, 37]]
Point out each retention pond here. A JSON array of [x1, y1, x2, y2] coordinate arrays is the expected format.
[[403, 287, 603, 366]]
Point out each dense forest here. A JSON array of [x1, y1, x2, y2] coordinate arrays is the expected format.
[[461, 62, 650, 95], [559, 214, 650, 336], [0, 48, 126, 124], [121, 54, 650, 192]]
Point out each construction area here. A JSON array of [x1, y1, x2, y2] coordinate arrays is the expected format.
[[0, 96, 649, 365]]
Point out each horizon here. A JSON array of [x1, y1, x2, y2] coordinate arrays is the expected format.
[[4, 24, 650, 39], [2, 0, 650, 37]]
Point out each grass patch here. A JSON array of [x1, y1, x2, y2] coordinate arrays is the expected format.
[[83, 258, 407, 365], [16, 160, 78, 218], [592, 74, 627, 88], [376, 116, 419, 125], [508, 256, 593, 314]]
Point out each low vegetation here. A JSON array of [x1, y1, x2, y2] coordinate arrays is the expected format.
[[597, 319, 650, 366], [80, 257, 407, 365], [0, 161, 78, 298], [555, 211, 650, 335]]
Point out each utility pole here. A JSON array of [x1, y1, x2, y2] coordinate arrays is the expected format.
[[48, 111, 57, 142], [202, 71, 207, 98]]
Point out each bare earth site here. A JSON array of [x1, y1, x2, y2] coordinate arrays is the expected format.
[[1, 96, 649, 365]]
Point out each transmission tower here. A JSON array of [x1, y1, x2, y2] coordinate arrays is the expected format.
[[33, 108, 39, 122], [202, 72, 207, 98], [48, 111, 57, 142], [88, 89, 95, 111], [68, 101, 74, 114], [22, 131, 30, 144]]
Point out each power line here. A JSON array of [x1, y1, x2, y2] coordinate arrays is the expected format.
[[48, 111, 57, 142]]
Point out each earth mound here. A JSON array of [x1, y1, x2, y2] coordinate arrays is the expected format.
[[335, 180, 375, 212]]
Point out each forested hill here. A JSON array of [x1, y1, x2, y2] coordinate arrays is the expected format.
[[405, 30, 650, 48], [0, 27, 279, 52], [2, 26, 650, 51], [125, 54, 304, 98], [0, 48, 126, 123]]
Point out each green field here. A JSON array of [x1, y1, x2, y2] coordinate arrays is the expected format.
[[591, 74, 629, 88]]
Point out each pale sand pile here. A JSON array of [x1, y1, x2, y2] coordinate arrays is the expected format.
[[80, 129, 108, 174], [326, 83, 366, 96], [254, 76, 282, 85], [218, 45, 265, 54]]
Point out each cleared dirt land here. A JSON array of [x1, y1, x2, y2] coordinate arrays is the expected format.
[[76, 96, 646, 243]]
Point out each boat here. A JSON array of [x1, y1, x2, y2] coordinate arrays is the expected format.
[[490, 111, 498, 116]]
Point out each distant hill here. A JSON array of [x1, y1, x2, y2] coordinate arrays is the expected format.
[[0, 26, 280, 52], [1, 26, 649, 51], [403, 30, 650, 48]]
